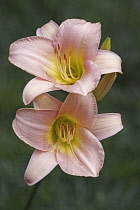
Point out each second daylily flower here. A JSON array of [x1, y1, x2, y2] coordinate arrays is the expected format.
[[9, 19, 122, 105], [13, 93, 123, 186]]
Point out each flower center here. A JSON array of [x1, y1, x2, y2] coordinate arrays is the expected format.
[[58, 122, 76, 144], [52, 116, 76, 144], [51, 116, 82, 165], [54, 44, 83, 84]]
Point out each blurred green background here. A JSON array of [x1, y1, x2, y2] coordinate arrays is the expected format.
[[0, 0, 140, 209]]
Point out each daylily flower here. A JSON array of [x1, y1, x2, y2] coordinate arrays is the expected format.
[[9, 19, 122, 105], [12, 93, 123, 186]]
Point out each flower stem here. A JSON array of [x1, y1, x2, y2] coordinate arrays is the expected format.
[[24, 181, 41, 210]]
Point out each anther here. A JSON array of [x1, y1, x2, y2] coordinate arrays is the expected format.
[[64, 54, 68, 64], [68, 50, 72, 57], [57, 43, 61, 51], [64, 54, 66, 60]]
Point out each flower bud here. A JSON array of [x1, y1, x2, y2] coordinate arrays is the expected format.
[[100, 37, 111, 51], [93, 37, 117, 102], [93, 72, 117, 102]]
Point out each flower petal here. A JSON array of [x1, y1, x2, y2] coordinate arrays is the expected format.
[[55, 60, 101, 96], [58, 92, 97, 129], [94, 49, 122, 74], [54, 19, 101, 61], [92, 113, 123, 140], [36, 20, 58, 40], [24, 149, 57, 186], [33, 93, 62, 110], [23, 77, 59, 105], [12, 108, 58, 151], [56, 127, 104, 177], [9, 36, 57, 80]]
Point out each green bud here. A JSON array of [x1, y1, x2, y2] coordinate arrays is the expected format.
[[100, 37, 111, 51], [93, 37, 116, 102], [93, 72, 117, 102]]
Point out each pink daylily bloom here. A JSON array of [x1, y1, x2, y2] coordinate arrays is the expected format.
[[12, 93, 123, 186], [9, 19, 122, 105]]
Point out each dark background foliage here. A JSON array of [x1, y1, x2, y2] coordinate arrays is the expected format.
[[0, 0, 140, 209]]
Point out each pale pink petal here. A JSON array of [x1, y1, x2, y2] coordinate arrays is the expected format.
[[92, 113, 123, 141], [54, 19, 101, 61], [55, 61, 101, 96], [12, 108, 58, 151], [58, 92, 97, 129], [33, 93, 62, 110], [94, 50, 122, 74], [24, 149, 57, 186], [36, 20, 58, 40], [23, 77, 59, 105], [56, 127, 104, 177], [9, 36, 57, 80]]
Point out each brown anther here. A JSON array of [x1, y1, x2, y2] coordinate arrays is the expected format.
[[57, 43, 61, 51], [68, 50, 72, 57], [63, 54, 68, 63], [65, 56, 68, 64], [64, 53, 66, 60]]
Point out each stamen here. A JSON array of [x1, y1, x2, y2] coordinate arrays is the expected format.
[[59, 56, 62, 64], [68, 56, 77, 79], [59, 122, 76, 144], [54, 47, 81, 84], [59, 123, 66, 142], [64, 53, 67, 61]]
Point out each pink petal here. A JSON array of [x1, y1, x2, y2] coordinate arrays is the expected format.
[[54, 19, 101, 61], [56, 127, 104, 177], [92, 113, 123, 141], [36, 20, 58, 40], [58, 92, 97, 129], [94, 50, 122, 74], [33, 93, 62, 110], [23, 77, 59, 105], [9, 36, 57, 80], [24, 149, 57, 186], [12, 108, 58, 151], [55, 60, 101, 96]]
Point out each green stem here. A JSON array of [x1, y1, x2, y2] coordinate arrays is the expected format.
[[24, 181, 42, 210]]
